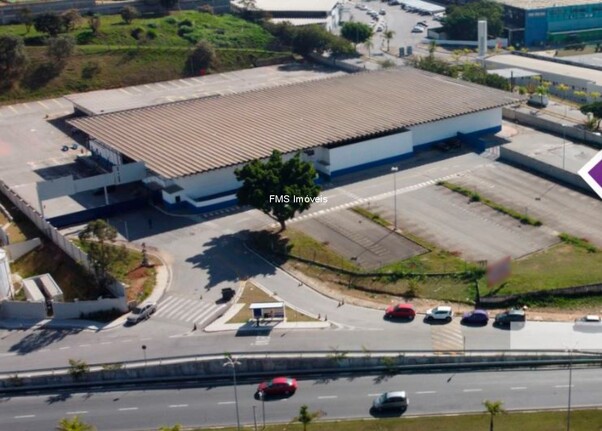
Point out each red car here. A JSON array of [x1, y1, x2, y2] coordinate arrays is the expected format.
[[384, 303, 416, 319], [257, 377, 298, 397]]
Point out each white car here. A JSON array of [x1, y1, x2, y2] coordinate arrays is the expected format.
[[126, 303, 157, 324], [425, 305, 453, 322], [411, 26, 425, 33]]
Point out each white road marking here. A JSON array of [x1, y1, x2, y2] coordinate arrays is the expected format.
[[368, 393, 381, 397], [0, 352, 17, 357], [218, 401, 235, 405], [169, 404, 189, 408], [9, 106, 18, 113], [118, 407, 139, 411], [59, 346, 71, 350], [14, 415, 36, 419], [317, 396, 338, 399], [119, 88, 132, 95], [415, 391, 437, 394], [100, 342, 112, 345], [37, 101, 49, 109], [66, 411, 88, 415], [463, 389, 482, 392], [511, 387, 527, 390], [79, 344, 91, 347], [555, 385, 574, 388]]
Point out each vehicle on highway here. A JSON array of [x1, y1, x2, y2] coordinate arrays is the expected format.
[[388, 0, 400, 4], [376, 25, 384, 32], [494, 308, 526, 327], [379, 8, 386, 15], [425, 305, 453, 322], [411, 26, 425, 33], [257, 377, 298, 397], [574, 315, 602, 332], [384, 303, 416, 319], [372, 391, 408, 412], [126, 303, 157, 324], [461, 309, 489, 325]]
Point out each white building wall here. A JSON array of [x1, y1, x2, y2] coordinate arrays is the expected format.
[[328, 131, 413, 174], [90, 139, 123, 166], [174, 165, 242, 201], [0, 249, 12, 300], [410, 108, 501, 147]]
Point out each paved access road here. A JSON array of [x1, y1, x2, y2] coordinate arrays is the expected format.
[[2, 368, 600, 430]]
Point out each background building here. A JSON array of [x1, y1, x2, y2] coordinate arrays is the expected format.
[[234, 0, 341, 31]]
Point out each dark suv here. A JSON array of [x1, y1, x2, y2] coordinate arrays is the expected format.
[[494, 309, 526, 327]]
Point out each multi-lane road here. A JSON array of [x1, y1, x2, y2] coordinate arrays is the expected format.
[[2, 368, 600, 430]]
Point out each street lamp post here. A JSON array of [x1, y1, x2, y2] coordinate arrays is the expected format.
[[391, 166, 399, 231], [567, 349, 573, 431], [224, 355, 242, 431], [562, 124, 568, 170]]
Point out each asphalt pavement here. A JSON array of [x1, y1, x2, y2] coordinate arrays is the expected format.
[[2, 368, 601, 430]]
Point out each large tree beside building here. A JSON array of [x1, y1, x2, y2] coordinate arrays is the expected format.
[[235, 150, 321, 231], [442, 0, 503, 41], [341, 21, 373, 45]]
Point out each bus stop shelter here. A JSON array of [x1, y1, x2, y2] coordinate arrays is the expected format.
[[250, 302, 286, 322]]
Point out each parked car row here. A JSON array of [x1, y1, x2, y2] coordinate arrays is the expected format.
[[384, 303, 528, 328], [256, 376, 408, 412]]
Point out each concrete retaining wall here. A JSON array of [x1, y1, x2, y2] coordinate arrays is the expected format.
[[2, 352, 599, 390], [0, 300, 46, 320], [53, 297, 127, 319], [499, 146, 590, 192], [4, 238, 42, 261]]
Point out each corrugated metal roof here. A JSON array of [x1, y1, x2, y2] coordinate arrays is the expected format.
[[234, 0, 339, 12], [270, 17, 329, 26], [495, 0, 602, 10], [69, 68, 517, 179]]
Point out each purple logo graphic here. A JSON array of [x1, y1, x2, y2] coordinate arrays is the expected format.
[[579, 150, 602, 200]]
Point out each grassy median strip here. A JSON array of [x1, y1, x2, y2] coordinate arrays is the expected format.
[[558, 232, 599, 253], [437, 181, 543, 226], [195, 409, 602, 430]]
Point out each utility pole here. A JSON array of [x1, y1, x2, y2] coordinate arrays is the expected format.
[[224, 355, 242, 431], [567, 349, 573, 431], [391, 166, 399, 230]]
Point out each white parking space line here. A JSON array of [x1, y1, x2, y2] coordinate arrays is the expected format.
[[52, 99, 65, 107], [37, 101, 49, 109], [119, 88, 132, 95], [14, 415, 36, 419], [511, 387, 527, 390], [317, 395, 338, 399], [118, 407, 139, 411], [9, 106, 18, 114], [415, 391, 437, 394], [218, 401, 235, 405], [168, 404, 189, 408], [155, 82, 168, 89], [179, 79, 193, 86], [462, 389, 482, 392]]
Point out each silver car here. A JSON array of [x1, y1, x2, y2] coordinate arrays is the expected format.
[[373, 391, 408, 411], [126, 303, 157, 324]]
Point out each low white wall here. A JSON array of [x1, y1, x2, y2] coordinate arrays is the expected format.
[[174, 165, 241, 200], [328, 131, 413, 174], [410, 108, 501, 147], [4, 238, 42, 262], [0, 301, 47, 320], [53, 297, 128, 320]]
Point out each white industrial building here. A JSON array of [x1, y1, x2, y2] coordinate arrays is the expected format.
[[69, 68, 516, 212], [233, 0, 341, 31]]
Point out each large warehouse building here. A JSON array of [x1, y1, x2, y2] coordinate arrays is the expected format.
[[69, 68, 516, 212]]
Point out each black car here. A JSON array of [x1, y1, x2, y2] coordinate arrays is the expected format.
[[494, 309, 526, 327]]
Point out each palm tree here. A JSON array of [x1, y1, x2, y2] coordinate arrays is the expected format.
[[56, 416, 95, 431], [483, 400, 505, 431], [383, 30, 395, 52]]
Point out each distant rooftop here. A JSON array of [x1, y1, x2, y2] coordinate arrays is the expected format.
[[235, 0, 339, 12], [495, 0, 602, 10], [486, 54, 602, 85], [487, 68, 541, 79]]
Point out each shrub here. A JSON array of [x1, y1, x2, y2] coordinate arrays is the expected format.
[[178, 18, 194, 27], [147, 22, 158, 28], [164, 16, 177, 25], [131, 27, 145, 40], [76, 29, 95, 44], [81, 61, 101, 79], [23, 35, 48, 46], [146, 30, 157, 40], [120, 5, 139, 25], [177, 25, 193, 37]]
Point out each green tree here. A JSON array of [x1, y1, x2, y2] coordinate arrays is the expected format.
[[47, 35, 75, 65], [67, 359, 90, 380], [235, 151, 320, 231], [88, 14, 101, 35], [120, 6, 139, 24], [340, 21, 372, 45], [78, 219, 126, 289], [443, 0, 503, 40], [327, 34, 355, 61], [293, 25, 332, 56], [56, 416, 95, 431], [62, 9, 82, 32], [34, 13, 64, 37], [0, 36, 29, 89], [187, 40, 216, 74], [483, 400, 505, 431], [383, 29, 395, 52], [17, 8, 33, 34], [580, 101, 602, 131]]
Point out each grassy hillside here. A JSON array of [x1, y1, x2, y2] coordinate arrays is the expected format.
[[0, 11, 287, 103]]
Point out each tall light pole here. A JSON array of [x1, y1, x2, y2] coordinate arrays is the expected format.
[[567, 348, 573, 431], [562, 124, 568, 170], [391, 166, 399, 231], [224, 355, 241, 431]]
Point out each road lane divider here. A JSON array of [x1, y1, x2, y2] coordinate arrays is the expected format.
[[317, 395, 338, 399], [118, 407, 139, 411], [415, 391, 437, 394], [462, 389, 482, 392]]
